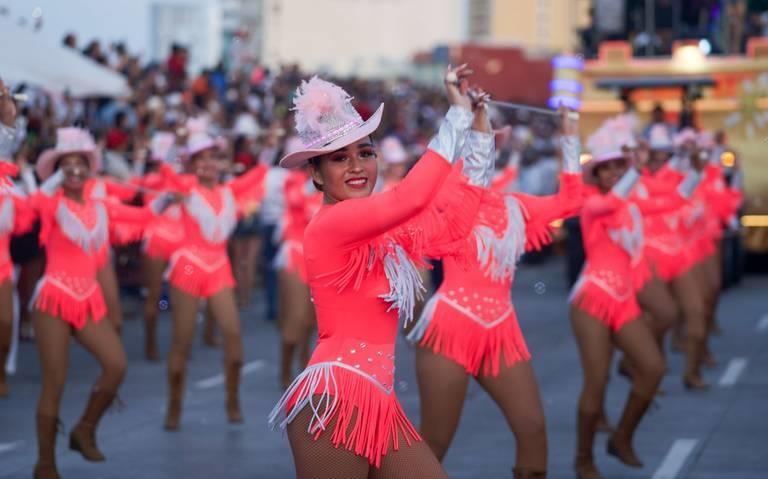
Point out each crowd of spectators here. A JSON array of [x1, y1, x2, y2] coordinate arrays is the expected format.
[[8, 32, 564, 198]]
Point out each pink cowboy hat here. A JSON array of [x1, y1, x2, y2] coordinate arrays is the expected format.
[[279, 76, 383, 169], [583, 116, 634, 184], [36, 127, 102, 180], [183, 117, 227, 160], [380, 136, 408, 164], [647, 124, 674, 152]]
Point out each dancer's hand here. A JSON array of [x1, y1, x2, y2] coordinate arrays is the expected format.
[[469, 88, 491, 133], [0, 78, 17, 128], [444, 64, 474, 111]]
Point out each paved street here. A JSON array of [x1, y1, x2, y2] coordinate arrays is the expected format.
[[1, 258, 766, 479]]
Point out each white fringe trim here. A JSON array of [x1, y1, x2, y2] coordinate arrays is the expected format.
[[474, 196, 526, 281], [185, 187, 237, 244], [405, 294, 440, 343], [0, 196, 14, 235], [56, 200, 108, 255], [379, 245, 425, 326], [607, 203, 644, 263], [267, 361, 393, 433]]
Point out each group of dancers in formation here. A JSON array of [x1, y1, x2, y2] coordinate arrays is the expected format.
[[0, 64, 742, 479]]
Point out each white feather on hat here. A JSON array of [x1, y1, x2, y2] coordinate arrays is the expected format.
[[279, 76, 383, 169]]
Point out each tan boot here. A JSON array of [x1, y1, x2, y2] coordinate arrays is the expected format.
[[574, 411, 604, 479], [144, 315, 160, 362], [34, 415, 61, 479], [225, 360, 243, 423], [69, 389, 115, 462], [164, 371, 185, 431], [512, 467, 547, 478], [683, 338, 710, 391], [0, 344, 9, 398], [606, 392, 652, 468]]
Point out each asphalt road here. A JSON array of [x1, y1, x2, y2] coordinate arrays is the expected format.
[[1, 258, 766, 478]]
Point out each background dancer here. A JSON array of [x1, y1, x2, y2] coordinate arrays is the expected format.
[[29, 127, 164, 479], [408, 104, 583, 479], [569, 120, 668, 479], [160, 123, 266, 430]]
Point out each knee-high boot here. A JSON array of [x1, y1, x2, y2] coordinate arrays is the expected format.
[[34, 415, 61, 479], [164, 370, 185, 430], [225, 360, 243, 423], [684, 337, 709, 390], [0, 342, 9, 397], [607, 391, 652, 467], [512, 467, 547, 478], [574, 411, 604, 479], [69, 389, 115, 461]]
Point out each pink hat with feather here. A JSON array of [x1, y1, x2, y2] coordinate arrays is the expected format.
[[279, 76, 383, 169], [283, 135, 305, 157], [36, 127, 102, 180], [583, 116, 634, 184]]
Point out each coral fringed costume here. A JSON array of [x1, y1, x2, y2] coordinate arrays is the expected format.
[[273, 170, 321, 282], [637, 165, 692, 281], [408, 134, 584, 377], [163, 165, 266, 298], [269, 104, 487, 467], [0, 162, 35, 284], [570, 168, 690, 331], [29, 187, 156, 329], [570, 180, 645, 332]]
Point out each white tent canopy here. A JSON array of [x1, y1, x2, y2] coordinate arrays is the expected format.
[[0, 19, 131, 98]]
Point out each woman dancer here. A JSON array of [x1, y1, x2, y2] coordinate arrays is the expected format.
[[615, 126, 687, 386], [269, 67, 485, 478], [407, 104, 582, 478], [0, 85, 35, 397], [139, 132, 184, 360], [673, 131, 741, 387], [639, 129, 714, 390], [29, 127, 166, 479], [274, 162, 321, 389], [161, 125, 266, 430], [569, 119, 695, 479], [231, 135, 263, 309], [696, 135, 742, 350]]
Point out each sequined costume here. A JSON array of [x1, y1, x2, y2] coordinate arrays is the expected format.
[[408, 134, 583, 376], [269, 106, 486, 466], [163, 165, 266, 298], [29, 175, 159, 329]]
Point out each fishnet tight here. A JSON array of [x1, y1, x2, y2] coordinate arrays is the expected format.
[[286, 400, 448, 479]]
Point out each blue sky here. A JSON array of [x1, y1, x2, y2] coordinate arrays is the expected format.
[[2, 0, 210, 58]]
